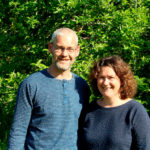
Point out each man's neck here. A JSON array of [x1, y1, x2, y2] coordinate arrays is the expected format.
[[47, 66, 72, 80]]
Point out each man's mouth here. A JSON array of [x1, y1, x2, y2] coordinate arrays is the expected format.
[[60, 59, 69, 60], [58, 58, 70, 61]]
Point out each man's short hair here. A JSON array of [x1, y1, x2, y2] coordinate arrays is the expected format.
[[51, 28, 78, 45]]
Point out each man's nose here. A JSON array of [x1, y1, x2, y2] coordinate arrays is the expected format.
[[61, 49, 68, 55]]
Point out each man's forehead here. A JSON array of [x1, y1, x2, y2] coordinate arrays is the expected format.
[[54, 34, 77, 45], [56, 32, 75, 38]]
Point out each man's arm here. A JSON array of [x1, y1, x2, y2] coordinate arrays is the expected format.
[[7, 80, 33, 150]]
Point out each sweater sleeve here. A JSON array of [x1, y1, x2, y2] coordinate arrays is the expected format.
[[7, 80, 34, 150], [132, 103, 150, 150]]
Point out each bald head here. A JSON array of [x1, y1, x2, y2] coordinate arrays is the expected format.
[[51, 28, 78, 46]]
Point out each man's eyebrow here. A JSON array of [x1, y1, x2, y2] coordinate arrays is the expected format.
[[55, 44, 63, 47]]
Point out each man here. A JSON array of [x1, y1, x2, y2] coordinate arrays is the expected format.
[[8, 28, 90, 150]]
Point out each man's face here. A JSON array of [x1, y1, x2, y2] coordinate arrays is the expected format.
[[49, 33, 80, 72]]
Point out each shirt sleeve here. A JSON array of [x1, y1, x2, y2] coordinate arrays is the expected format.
[[132, 103, 150, 150], [7, 80, 33, 150]]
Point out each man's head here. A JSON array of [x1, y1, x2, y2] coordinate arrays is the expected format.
[[48, 28, 80, 72]]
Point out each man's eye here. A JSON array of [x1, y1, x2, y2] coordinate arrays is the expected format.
[[67, 48, 74, 51], [58, 47, 64, 50], [55, 47, 64, 51]]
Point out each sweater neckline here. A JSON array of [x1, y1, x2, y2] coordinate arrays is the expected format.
[[94, 99, 134, 110], [42, 69, 75, 82]]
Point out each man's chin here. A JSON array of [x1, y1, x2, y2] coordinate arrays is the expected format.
[[56, 63, 71, 71]]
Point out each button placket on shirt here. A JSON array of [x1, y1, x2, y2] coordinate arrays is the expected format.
[[63, 80, 69, 104]]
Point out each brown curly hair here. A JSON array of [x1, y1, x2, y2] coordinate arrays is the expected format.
[[89, 55, 137, 99]]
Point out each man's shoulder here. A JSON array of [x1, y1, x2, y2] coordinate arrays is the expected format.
[[73, 73, 90, 90], [72, 73, 90, 97], [21, 69, 47, 85], [73, 73, 87, 84]]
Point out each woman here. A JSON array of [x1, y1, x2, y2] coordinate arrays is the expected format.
[[78, 55, 150, 150]]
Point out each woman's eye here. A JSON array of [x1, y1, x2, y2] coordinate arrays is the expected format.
[[99, 77, 104, 80], [109, 76, 115, 80]]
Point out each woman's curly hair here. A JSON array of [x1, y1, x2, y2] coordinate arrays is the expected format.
[[89, 55, 137, 99]]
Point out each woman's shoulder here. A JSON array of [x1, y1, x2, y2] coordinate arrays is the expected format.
[[128, 99, 147, 111], [128, 100, 150, 121]]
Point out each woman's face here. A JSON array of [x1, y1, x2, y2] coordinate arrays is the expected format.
[[97, 66, 121, 99]]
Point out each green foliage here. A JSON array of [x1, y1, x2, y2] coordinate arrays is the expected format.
[[0, 72, 27, 142], [0, 132, 7, 150], [0, 0, 149, 146], [135, 76, 150, 112]]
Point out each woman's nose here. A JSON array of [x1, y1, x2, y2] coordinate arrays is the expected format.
[[103, 78, 109, 85]]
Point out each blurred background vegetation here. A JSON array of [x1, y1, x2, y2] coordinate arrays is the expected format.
[[0, 0, 149, 149]]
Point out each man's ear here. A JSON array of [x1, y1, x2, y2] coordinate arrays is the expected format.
[[76, 45, 80, 57], [48, 43, 53, 54]]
